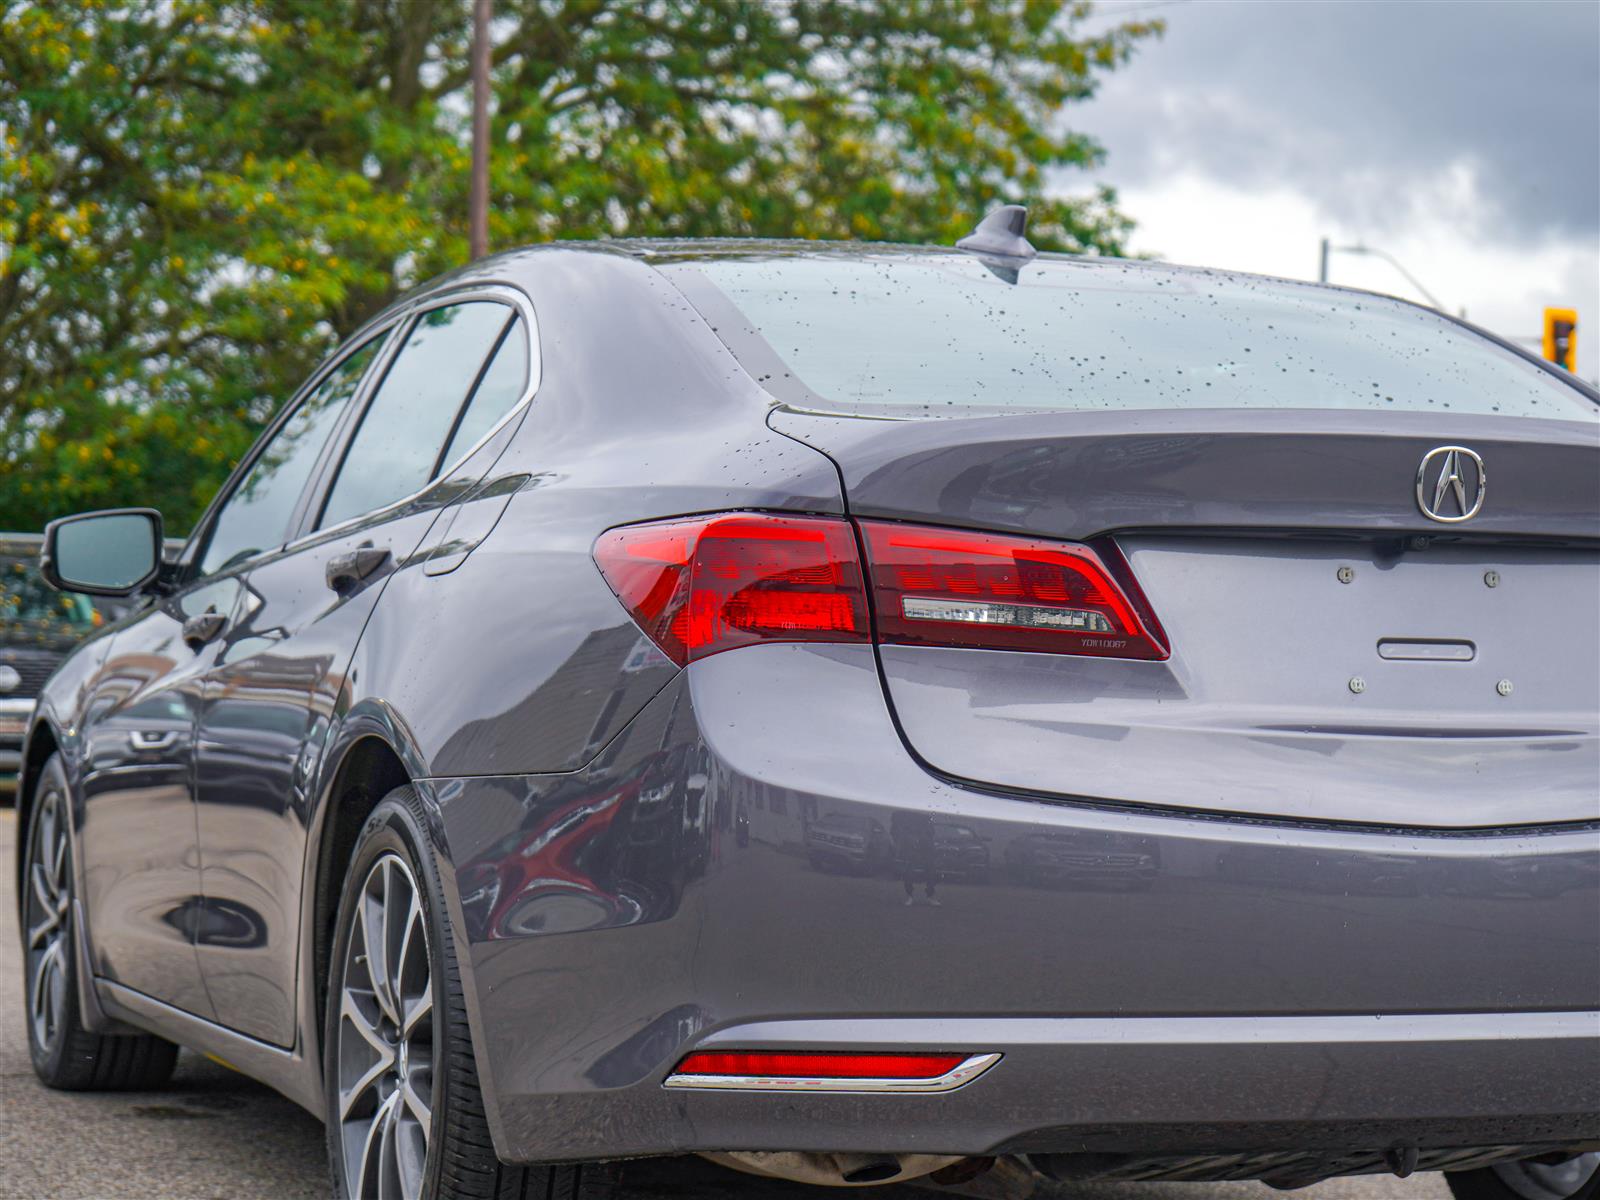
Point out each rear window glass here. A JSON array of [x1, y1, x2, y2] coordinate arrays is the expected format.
[[672, 254, 1595, 422]]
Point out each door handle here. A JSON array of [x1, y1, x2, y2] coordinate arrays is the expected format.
[[182, 608, 227, 649], [129, 730, 180, 753], [326, 544, 391, 594]]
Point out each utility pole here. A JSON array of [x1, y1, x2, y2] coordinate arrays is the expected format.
[[1318, 237, 1329, 284], [468, 0, 492, 260]]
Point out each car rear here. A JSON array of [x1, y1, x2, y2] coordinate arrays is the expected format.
[[435, 244, 1600, 1190]]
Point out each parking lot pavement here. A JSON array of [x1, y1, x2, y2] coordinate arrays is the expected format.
[[1, 808, 1446, 1200]]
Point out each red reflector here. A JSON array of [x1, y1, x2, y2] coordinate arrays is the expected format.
[[594, 513, 869, 666], [859, 521, 1168, 660], [672, 1051, 968, 1080]]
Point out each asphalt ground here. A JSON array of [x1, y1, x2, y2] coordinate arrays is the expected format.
[[0, 807, 1446, 1200]]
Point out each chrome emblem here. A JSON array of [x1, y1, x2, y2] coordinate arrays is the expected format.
[[0, 665, 19, 693], [1416, 445, 1485, 523]]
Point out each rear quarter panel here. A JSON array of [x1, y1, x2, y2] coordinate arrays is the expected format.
[[352, 248, 843, 779]]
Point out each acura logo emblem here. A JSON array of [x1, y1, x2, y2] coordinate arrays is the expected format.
[[1416, 445, 1485, 523]]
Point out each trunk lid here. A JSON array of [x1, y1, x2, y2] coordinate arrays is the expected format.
[[774, 408, 1600, 829]]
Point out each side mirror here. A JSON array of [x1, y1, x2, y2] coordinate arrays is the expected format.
[[41, 508, 164, 597]]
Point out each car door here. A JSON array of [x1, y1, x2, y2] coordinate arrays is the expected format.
[[75, 331, 387, 1016], [192, 291, 533, 1046], [76, 575, 241, 1018]]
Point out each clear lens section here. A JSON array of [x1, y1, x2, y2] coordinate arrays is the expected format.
[[902, 596, 1114, 633]]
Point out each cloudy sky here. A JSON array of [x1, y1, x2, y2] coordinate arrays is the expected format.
[[1067, 0, 1599, 381]]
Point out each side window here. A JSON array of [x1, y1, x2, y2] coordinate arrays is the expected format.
[[198, 339, 381, 577], [438, 318, 529, 468], [318, 302, 513, 530]]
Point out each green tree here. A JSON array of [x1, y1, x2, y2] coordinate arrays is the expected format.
[[1, 0, 1160, 533]]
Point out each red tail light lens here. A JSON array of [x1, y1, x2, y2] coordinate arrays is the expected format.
[[672, 1050, 970, 1080], [859, 521, 1169, 660], [593, 513, 869, 666]]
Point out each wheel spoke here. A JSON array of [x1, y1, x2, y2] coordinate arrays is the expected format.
[[350, 1090, 397, 1200], [37, 799, 58, 873], [337, 1036, 393, 1126], [47, 949, 66, 1038], [341, 989, 393, 1060], [394, 1099, 428, 1200], [394, 888, 423, 1003], [362, 868, 400, 1026], [30, 941, 61, 1045], [31, 860, 57, 915], [30, 947, 50, 1025], [399, 1071, 432, 1144], [339, 1057, 393, 1124], [400, 977, 431, 1041], [26, 903, 61, 951], [378, 1087, 402, 1200], [50, 817, 68, 893]]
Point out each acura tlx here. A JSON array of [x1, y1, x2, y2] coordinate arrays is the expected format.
[[18, 208, 1600, 1200]]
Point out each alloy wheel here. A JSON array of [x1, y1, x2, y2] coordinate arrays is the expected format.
[[25, 787, 72, 1056], [336, 853, 435, 1200], [1494, 1155, 1600, 1200]]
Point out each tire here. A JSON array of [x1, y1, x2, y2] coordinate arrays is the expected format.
[[1448, 1155, 1600, 1200], [22, 753, 179, 1091], [324, 786, 620, 1200]]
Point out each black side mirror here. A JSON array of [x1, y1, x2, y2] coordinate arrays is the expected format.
[[41, 508, 164, 597]]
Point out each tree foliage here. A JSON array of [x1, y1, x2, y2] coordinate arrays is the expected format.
[[1, 0, 1159, 533]]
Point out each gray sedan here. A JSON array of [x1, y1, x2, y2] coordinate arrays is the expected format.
[[16, 210, 1599, 1200]]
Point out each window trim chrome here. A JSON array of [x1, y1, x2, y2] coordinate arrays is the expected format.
[[661, 1051, 1000, 1094], [299, 283, 541, 545]]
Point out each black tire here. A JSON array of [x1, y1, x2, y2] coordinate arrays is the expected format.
[[22, 753, 179, 1091], [324, 786, 619, 1200], [1448, 1156, 1600, 1200]]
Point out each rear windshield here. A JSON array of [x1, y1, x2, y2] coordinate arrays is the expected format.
[[669, 253, 1595, 421]]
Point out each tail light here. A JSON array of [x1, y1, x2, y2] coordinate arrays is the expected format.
[[859, 521, 1169, 660], [592, 513, 868, 666], [595, 512, 1167, 663]]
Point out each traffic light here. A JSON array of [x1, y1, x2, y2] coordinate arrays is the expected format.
[[1543, 307, 1577, 371]]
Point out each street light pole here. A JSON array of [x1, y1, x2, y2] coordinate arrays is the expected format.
[[1340, 244, 1447, 312], [1318, 239, 1448, 312], [468, 0, 492, 261]]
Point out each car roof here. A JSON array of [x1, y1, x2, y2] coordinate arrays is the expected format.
[[350, 235, 1595, 403], [511, 236, 1389, 304]]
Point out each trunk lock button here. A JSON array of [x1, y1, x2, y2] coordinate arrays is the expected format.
[[1337, 566, 1355, 584]]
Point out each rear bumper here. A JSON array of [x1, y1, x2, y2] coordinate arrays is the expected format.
[[656, 1012, 1599, 1157], [424, 643, 1600, 1164]]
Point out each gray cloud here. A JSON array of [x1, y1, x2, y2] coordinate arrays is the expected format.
[[1074, 0, 1599, 243]]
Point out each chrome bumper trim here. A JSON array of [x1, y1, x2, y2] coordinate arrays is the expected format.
[[662, 1051, 1001, 1094]]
